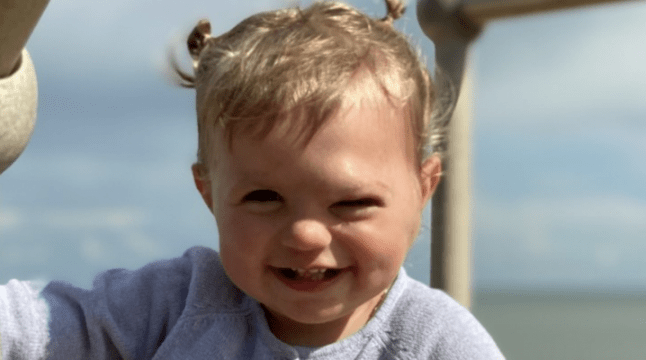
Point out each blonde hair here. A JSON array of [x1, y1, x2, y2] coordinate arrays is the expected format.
[[173, 0, 447, 175]]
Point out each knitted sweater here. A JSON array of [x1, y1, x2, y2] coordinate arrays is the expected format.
[[1, 246, 504, 359]]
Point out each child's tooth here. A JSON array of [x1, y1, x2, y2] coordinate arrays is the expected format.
[[314, 271, 325, 280], [287, 268, 328, 279], [307, 268, 326, 274], [302, 269, 327, 280]]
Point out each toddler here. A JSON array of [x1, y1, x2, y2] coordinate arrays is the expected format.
[[0, 0, 504, 358]]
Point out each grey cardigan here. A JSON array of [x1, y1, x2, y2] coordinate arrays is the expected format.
[[1, 246, 504, 359]]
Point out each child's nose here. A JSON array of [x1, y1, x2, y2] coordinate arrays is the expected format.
[[282, 219, 332, 251]]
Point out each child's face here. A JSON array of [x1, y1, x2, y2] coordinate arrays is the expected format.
[[193, 95, 441, 345]]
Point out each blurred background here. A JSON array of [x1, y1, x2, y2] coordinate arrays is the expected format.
[[1, 0, 645, 358]]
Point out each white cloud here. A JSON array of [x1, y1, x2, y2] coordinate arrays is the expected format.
[[474, 2, 646, 130], [0, 208, 25, 231], [43, 207, 147, 230], [528, 195, 646, 228], [121, 231, 166, 258], [78, 230, 163, 265], [41, 0, 138, 27], [474, 192, 646, 286], [476, 193, 646, 257], [81, 235, 109, 262], [0, 205, 166, 273], [30, 0, 293, 80], [40, 154, 115, 187], [594, 242, 621, 268], [591, 126, 646, 180], [21, 143, 194, 194]]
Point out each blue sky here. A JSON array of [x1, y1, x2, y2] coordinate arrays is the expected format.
[[1, 0, 645, 290]]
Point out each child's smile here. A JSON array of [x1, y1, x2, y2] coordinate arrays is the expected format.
[[194, 86, 440, 346], [271, 266, 344, 291]]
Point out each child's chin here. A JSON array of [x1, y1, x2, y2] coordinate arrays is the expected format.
[[264, 302, 349, 325]]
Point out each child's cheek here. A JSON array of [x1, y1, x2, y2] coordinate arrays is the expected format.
[[217, 210, 274, 289], [340, 222, 407, 270], [219, 210, 273, 250]]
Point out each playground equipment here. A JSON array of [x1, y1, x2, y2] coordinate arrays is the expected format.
[[0, 0, 49, 175], [417, 0, 641, 308]]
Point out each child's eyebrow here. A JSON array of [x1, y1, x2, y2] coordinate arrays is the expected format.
[[233, 171, 392, 196], [335, 180, 392, 197]]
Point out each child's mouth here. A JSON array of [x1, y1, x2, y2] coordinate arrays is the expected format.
[[272, 267, 344, 292], [279, 267, 342, 281]]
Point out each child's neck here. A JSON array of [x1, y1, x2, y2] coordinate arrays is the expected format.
[[263, 292, 386, 347]]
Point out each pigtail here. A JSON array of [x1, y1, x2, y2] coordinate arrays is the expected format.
[[187, 19, 213, 65], [381, 0, 406, 25], [169, 19, 213, 89]]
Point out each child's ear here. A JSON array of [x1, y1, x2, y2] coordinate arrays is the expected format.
[[192, 163, 214, 213], [419, 155, 442, 204]]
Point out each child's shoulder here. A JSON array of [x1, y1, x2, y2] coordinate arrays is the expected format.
[[75, 246, 245, 313], [374, 270, 505, 359], [38, 246, 249, 358], [394, 272, 471, 320]]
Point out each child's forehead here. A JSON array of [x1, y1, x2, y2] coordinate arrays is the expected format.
[[223, 105, 405, 161], [202, 71, 417, 174], [231, 73, 404, 138], [220, 100, 412, 174], [230, 95, 402, 149]]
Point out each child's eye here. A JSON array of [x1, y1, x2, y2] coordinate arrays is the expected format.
[[242, 190, 283, 203], [334, 198, 382, 208], [241, 190, 283, 213], [331, 197, 383, 219]]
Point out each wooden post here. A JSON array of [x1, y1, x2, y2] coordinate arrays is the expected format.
[[431, 62, 474, 309]]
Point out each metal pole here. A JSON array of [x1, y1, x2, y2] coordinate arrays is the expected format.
[[430, 62, 474, 308], [419, 0, 635, 307], [463, 0, 642, 25], [417, 1, 481, 308], [447, 63, 474, 307]]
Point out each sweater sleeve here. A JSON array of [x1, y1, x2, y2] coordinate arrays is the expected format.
[[1, 251, 197, 360], [0, 48, 38, 175], [41, 254, 195, 360], [0, 280, 50, 360]]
